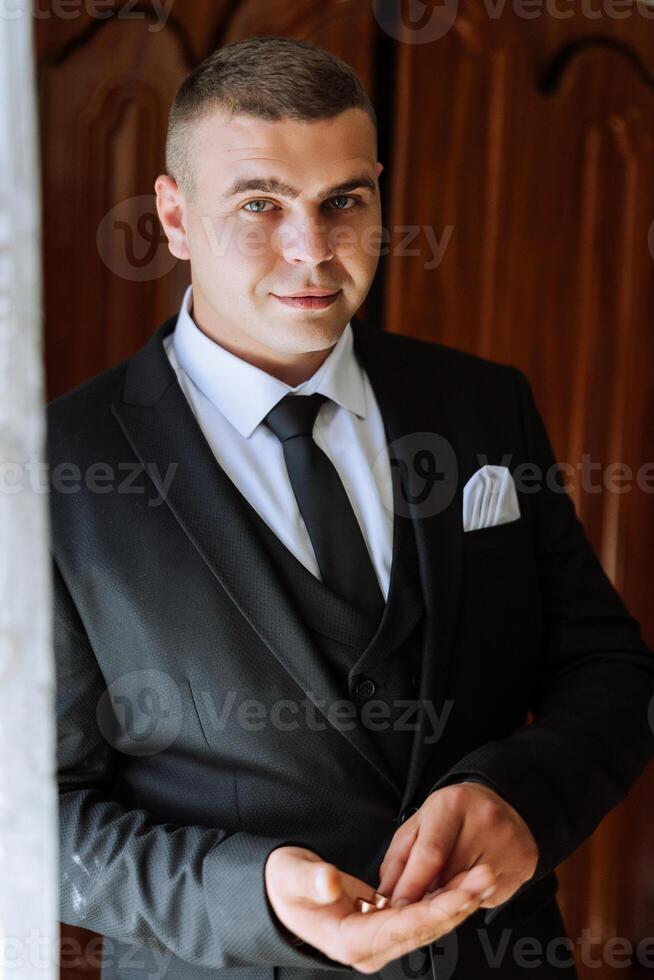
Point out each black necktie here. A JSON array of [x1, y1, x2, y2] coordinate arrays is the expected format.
[[263, 393, 385, 624]]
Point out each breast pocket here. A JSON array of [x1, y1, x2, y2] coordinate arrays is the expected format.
[[463, 513, 529, 548], [462, 513, 543, 673]]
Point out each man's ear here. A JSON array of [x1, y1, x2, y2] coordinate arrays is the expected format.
[[376, 161, 384, 178], [154, 175, 190, 261]]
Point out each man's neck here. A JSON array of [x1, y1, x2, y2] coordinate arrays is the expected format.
[[189, 292, 339, 386], [195, 321, 333, 386]]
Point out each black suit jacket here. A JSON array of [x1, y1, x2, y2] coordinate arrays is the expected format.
[[48, 313, 654, 980]]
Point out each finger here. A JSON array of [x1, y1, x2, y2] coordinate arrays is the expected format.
[[389, 807, 461, 906], [377, 822, 419, 897], [435, 865, 501, 907], [429, 867, 473, 893], [436, 864, 497, 898], [348, 878, 490, 972]]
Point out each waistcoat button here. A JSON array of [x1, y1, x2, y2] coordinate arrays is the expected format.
[[354, 677, 376, 701]]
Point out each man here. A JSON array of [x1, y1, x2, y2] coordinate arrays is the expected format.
[[48, 35, 654, 980]]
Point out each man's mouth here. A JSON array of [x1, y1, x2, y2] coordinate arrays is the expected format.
[[272, 290, 341, 310]]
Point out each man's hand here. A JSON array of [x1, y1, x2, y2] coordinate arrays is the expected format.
[[377, 782, 539, 910], [264, 844, 497, 973]]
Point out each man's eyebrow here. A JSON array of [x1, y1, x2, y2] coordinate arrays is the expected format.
[[220, 174, 378, 203]]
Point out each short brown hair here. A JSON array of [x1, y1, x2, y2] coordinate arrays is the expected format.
[[165, 36, 377, 200]]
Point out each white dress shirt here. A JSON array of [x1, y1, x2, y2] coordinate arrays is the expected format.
[[163, 285, 394, 600]]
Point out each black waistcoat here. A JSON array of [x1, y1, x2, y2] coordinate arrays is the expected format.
[[237, 487, 426, 790]]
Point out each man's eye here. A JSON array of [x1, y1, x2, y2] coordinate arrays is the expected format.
[[242, 196, 360, 214], [327, 196, 358, 210], [243, 200, 275, 214]]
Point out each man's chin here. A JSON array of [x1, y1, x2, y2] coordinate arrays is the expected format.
[[267, 314, 349, 354]]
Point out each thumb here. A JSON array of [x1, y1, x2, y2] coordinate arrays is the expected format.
[[310, 861, 342, 904], [278, 848, 343, 906]]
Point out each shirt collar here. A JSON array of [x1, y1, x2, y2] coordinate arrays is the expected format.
[[169, 285, 368, 438]]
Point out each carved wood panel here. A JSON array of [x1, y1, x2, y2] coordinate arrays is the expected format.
[[383, 6, 654, 976], [39, 18, 190, 399]]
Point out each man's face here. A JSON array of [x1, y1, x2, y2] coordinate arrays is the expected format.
[[156, 108, 383, 360]]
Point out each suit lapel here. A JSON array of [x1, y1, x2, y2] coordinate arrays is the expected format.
[[111, 316, 402, 799], [350, 318, 465, 810]]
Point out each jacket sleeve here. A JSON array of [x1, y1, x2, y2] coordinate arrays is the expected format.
[[428, 366, 654, 918], [53, 555, 350, 971]]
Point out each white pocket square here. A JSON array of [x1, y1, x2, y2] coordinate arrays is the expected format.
[[462, 464, 521, 532]]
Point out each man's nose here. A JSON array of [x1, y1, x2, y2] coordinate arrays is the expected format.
[[276, 216, 335, 265]]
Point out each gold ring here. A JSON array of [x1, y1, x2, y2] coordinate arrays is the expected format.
[[355, 891, 390, 913]]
